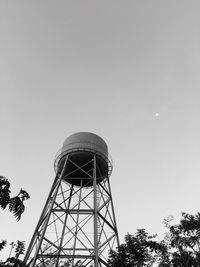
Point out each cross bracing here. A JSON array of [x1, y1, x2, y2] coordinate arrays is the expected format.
[[24, 153, 119, 267]]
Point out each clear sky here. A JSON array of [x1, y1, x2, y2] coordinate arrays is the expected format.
[[1, 0, 200, 260]]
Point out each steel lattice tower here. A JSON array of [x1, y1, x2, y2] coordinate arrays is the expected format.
[[24, 132, 119, 267]]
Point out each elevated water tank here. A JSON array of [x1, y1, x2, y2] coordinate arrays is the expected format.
[[54, 132, 112, 186]]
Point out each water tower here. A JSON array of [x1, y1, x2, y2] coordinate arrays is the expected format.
[[24, 132, 119, 267]]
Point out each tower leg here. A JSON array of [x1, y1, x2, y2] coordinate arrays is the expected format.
[[93, 155, 98, 267]]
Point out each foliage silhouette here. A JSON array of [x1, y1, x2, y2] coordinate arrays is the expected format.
[[9, 190, 30, 221], [0, 176, 29, 266], [0, 177, 10, 210], [108, 229, 167, 266], [0, 176, 30, 221], [108, 212, 200, 267], [0, 242, 6, 253], [0, 240, 26, 267]]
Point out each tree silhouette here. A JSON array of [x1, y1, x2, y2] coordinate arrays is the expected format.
[[108, 229, 167, 266], [0, 176, 30, 221], [0, 240, 26, 267], [165, 212, 200, 266], [108, 213, 200, 266]]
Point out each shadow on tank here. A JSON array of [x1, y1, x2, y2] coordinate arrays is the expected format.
[[57, 151, 109, 187]]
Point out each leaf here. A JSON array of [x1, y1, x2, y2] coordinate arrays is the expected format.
[[0, 188, 10, 209], [0, 176, 10, 209], [0, 176, 10, 188], [0, 240, 7, 251], [15, 240, 25, 259], [8, 189, 30, 221], [19, 189, 30, 201], [9, 196, 25, 221]]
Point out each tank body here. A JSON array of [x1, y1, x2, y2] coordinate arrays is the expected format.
[[54, 132, 112, 186]]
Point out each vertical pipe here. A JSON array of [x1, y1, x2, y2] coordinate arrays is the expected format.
[[93, 155, 99, 267]]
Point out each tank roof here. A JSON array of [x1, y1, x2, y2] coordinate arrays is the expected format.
[[61, 132, 108, 156]]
